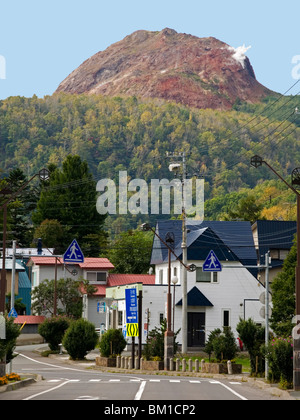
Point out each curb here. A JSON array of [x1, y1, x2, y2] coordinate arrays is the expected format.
[[0, 375, 42, 394]]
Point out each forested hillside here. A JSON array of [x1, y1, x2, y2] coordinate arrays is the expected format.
[[0, 93, 299, 234]]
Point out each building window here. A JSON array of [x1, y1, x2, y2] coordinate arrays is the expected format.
[[86, 271, 107, 283], [212, 272, 218, 283], [118, 311, 123, 327], [158, 270, 163, 284], [270, 249, 289, 260], [222, 310, 230, 327], [196, 269, 211, 283], [173, 267, 177, 277], [196, 269, 218, 283]]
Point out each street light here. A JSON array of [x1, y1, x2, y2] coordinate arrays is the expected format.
[[166, 151, 188, 354], [141, 223, 191, 369], [0, 168, 50, 314], [251, 155, 300, 391]]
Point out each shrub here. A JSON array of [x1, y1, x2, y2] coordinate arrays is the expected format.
[[62, 318, 99, 360], [204, 328, 222, 360], [0, 317, 20, 365], [99, 329, 126, 358], [236, 318, 265, 375], [265, 337, 293, 388], [143, 319, 180, 361], [38, 316, 71, 352], [205, 327, 238, 362]]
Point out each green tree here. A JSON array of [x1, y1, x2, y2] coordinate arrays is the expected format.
[[99, 329, 127, 357], [204, 327, 238, 362], [38, 316, 71, 352], [0, 316, 20, 374], [270, 240, 297, 337], [32, 219, 66, 254], [32, 155, 106, 254], [105, 230, 154, 274], [224, 195, 264, 224], [31, 277, 91, 318], [236, 318, 265, 376], [62, 318, 99, 360]]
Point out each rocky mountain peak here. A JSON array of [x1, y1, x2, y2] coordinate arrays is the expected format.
[[55, 28, 273, 110]]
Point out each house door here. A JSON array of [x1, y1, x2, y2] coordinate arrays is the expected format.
[[188, 312, 205, 347]]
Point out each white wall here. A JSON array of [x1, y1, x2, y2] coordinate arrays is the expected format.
[[154, 260, 266, 343]]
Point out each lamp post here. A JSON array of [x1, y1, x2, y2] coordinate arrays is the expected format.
[[166, 151, 188, 354], [141, 223, 192, 369], [0, 169, 49, 314], [251, 155, 300, 390]]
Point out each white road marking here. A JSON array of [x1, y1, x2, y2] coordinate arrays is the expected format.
[[134, 380, 147, 401], [210, 380, 247, 400], [23, 380, 72, 400]]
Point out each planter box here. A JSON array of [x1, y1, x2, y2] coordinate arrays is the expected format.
[[141, 360, 164, 371], [202, 363, 242, 374], [95, 356, 117, 367]]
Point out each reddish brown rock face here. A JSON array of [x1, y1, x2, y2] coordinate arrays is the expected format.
[[55, 28, 273, 110]]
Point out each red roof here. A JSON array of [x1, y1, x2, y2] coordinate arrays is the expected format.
[[14, 315, 45, 325], [108, 273, 155, 287], [79, 258, 114, 270], [91, 274, 156, 296], [27, 257, 114, 270]]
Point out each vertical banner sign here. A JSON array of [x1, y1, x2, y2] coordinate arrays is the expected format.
[[125, 288, 139, 337]]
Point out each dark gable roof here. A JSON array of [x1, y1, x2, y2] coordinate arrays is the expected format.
[[151, 220, 257, 275], [254, 220, 297, 266], [176, 286, 213, 307]]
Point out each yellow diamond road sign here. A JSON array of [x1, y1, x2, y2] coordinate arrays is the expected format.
[[126, 323, 139, 337]]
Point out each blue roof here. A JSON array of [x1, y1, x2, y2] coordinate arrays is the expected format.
[[254, 220, 297, 267], [150, 220, 257, 275]]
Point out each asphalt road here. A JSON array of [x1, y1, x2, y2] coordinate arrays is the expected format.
[[0, 345, 292, 404]]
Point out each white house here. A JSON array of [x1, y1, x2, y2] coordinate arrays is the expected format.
[[148, 220, 268, 348], [27, 257, 115, 289]]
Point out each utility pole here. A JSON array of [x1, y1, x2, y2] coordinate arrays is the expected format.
[[265, 251, 270, 380], [0, 168, 49, 314], [10, 240, 16, 311], [166, 151, 188, 354]]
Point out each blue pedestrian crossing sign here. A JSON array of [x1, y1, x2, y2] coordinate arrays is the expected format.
[[8, 307, 18, 318], [63, 239, 84, 263], [203, 250, 222, 272]]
